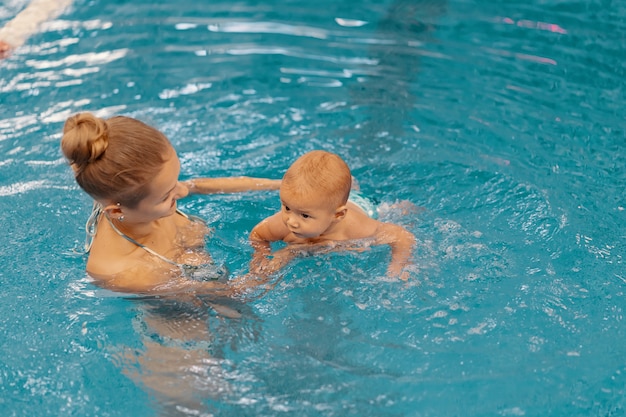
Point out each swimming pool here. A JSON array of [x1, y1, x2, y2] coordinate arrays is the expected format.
[[1, 0, 625, 415]]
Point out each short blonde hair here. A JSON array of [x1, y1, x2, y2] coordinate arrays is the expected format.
[[282, 150, 352, 208], [61, 113, 172, 207]]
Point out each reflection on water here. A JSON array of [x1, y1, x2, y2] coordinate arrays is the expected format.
[[109, 295, 260, 416]]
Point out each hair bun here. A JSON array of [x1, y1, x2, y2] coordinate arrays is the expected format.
[[61, 113, 109, 174]]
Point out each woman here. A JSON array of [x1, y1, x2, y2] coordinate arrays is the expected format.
[[61, 112, 280, 294], [63, 112, 278, 414]]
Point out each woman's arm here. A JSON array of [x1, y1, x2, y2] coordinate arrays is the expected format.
[[91, 266, 261, 298], [183, 177, 280, 194]]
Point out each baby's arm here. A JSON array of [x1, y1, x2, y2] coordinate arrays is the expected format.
[[250, 212, 290, 244], [376, 222, 416, 280], [249, 213, 292, 275], [184, 177, 280, 194]]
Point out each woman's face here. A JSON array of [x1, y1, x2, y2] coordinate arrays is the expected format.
[[124, 147, 189, 223]]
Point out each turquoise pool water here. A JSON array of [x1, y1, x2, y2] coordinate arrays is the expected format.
[[1, 0, 625, 415]]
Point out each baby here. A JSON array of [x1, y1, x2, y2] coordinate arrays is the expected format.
[[249, 150, 416, 280]]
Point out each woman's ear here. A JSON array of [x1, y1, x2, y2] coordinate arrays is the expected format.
[[102, 202, 124, 220]]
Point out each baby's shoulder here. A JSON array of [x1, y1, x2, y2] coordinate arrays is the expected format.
[[344, 207, 380, 238]]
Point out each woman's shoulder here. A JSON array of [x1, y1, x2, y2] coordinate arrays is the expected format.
[[86, 226, 157, 278], [86, 244, 141, 279], [87, 258, 174, 294]]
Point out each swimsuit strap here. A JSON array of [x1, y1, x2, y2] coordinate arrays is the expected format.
[[105, 211, 186, 268], [84, 201, 102, 253]]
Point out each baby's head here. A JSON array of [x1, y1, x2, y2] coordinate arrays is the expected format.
[[281, 150, 351, 210]]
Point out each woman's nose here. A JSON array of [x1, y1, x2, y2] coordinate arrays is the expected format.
[[174, 182, 189, 199]]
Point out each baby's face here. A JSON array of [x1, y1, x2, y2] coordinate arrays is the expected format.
[[279, 186, 339, 239]]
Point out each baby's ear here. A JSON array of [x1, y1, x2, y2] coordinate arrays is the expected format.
[[334, 205, 348, 221]]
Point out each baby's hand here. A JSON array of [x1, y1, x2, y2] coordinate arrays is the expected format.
[[251, 249, 294, 276], [249, 254, 279, 276], [387, 263, 411, 281], [398, 270, 410, 281]]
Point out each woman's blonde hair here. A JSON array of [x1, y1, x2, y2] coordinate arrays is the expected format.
[[61, 113, 172, 207], [282, 150, 352, 209]]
